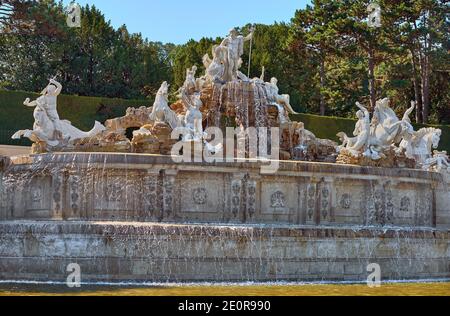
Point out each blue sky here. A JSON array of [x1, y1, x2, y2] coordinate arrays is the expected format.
[[63, 0, 310, 44]]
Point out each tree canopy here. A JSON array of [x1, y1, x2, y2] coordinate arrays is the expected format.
[[0, 0, 448, 124]]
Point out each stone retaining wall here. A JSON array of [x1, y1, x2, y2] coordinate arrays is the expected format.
[[0, 222, 448, 283]]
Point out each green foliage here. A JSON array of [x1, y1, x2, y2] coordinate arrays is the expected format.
[[1, 0, 448, 126], [0, 1, 174, 99]]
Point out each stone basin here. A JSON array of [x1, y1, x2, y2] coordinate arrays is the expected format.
[[0, 153, 448, 228], [0, 153, 449, 283]]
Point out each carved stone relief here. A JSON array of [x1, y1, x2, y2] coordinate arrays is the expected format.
[[193, 187, 208, 205], [231, 180, 242, 218]]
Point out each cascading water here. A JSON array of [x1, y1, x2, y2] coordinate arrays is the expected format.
[[1, 70, 449, 286]]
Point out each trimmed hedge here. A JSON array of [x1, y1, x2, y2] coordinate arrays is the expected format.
[[0, 90, 150, 146], [292, 113, 450, 152], [0, 90, 448, 152]]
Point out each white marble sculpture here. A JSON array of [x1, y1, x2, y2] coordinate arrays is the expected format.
[[371, 98, 409, 148], [337, 97, 444, 168], [338, 98, 418, 160], [337, 102, 374, 158], [12, 79, 105, 150], [400, 127, 442, 165], [149, 81, 182, 129], [182, 65, 198, 94], [422, 151, 450, 173], [181, 90, 204, 142], [265, 77, 299, 124], [220, 28, 254, 82], [203, 45, 227, 83], [202, 28, 254, 83], [149, 81, 220, 151]]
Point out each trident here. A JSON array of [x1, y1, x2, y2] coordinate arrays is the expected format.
[[247, 25, 256, 78]]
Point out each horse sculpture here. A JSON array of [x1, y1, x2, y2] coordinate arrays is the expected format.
[[337, 98, 415, 160], [400, 127, 442, 165], [149, 81, 182, 129], [371, 98, 408, 146]]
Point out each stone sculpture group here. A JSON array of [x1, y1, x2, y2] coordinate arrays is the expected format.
[[12, 28, 449, 174], [12, 78, 105, 153], [337, 98, 446, 171]]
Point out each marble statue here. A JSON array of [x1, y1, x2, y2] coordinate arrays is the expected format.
[[337, 102, 375, 158], [338, 98, 418, 161], [265, 77, 299, 124], [181, 65, 198, 94], [181, 90, 204, 142], [400, 127, 442, 165], [422, 151, 450, 173], [371, 98, 408, 147], [203, 45, 227, 83], [149, 81, 182, 129], [12, 79, 105, 151], [220, 28, 254, 81]]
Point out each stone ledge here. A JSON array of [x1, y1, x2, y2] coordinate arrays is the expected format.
[[0, 221, 448, 239], [7, 153, 444, 181]]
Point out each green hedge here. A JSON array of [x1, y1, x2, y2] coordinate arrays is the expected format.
[[1, 90, 448, 152], [0, 90, 150, 146], [292, 113, 450, 152]]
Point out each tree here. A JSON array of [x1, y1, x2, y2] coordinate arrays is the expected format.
[[290, 1, 345, 115], [0, 0, 32, 33], [382, 0, 449, 123]]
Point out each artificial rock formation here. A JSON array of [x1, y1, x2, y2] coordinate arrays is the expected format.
[[105, 106, 153, 131]]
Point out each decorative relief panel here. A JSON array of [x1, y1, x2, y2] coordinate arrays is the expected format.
[[106, 183, 123, 202], [261, 180, 296, 216], [31, 187, 42, 204], [320, 184, 331, 221], [52, 172, 63, 216], [69, 175, 80, 215], [193, 187, 208, 205], [271, 191, 286, 209], [400, 196, 411, 213], [25, 176, 52, 218], [94, 173, 133, 212], [143, 173, 158, 219], [246, 180, 257, 218], [231, 180, 242, 218], [340, 194, 352, 209], [163, 174, 176, 218], [362, 182, 395, 226], [414, 189, 433, 227], [306, 184, 317, 223]]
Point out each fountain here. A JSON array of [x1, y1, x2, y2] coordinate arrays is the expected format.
[[0, 28, 449, 284]]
